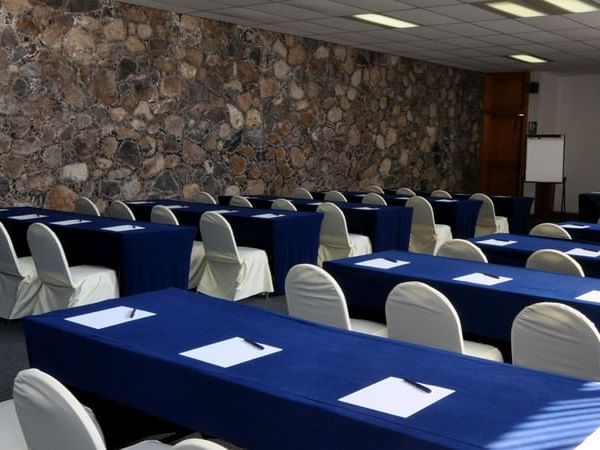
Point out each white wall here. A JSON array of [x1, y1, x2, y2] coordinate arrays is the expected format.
[[527, 72, 600, 213]]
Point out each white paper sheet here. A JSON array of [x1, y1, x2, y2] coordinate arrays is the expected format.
[[576, 290, 600, 303], [353, 206, 380, 210], [453, 272, 512, 286], [65, 306, 155, 329], [354, 193, 367, 197], [252, 213, 285, 219], [566, 248, 600, 258], [339, 376, 454, 419], [180, 337, 282, 368], [127, 201, 153, 204], [394, 196, 410, 200], [8, 214, 48, 220], [0, 209, 8, 212], [433, 199, 458, 203], [560, 224, 590, 229], [355, 258, 410, 269], [306, 202, 324, 206], [164, 205, 189, 209], [101, 224, 145, 232], [50, 219, 92, 226], [476, 238, 517, 247], [210, 210, 238, 214]]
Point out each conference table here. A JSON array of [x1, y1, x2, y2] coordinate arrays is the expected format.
[[579, 193, 600, 222], [23, 287, 600, 450], [323, 250, 600, 344], [219, 195, 412, 251], [471, 233, 600, 278], [127, 199, 322, 294], [560, 221, 600, 243], [0, 207, 195, 296]]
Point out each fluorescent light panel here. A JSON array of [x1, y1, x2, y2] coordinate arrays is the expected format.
[[487, 1, 546, 17], [353, 13, 418, 29], [541, 0, 598, 13], [510, 54, 548, 63]]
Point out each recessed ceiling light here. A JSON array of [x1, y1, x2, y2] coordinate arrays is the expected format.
[[353, 13, 418, 29], [487, 1, 546, 17], [541, 0, 598, 13], [510, 54, 548, 63]]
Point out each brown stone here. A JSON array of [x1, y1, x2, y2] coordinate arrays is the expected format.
[[16, 170, 53, 192], [165, 115, 185, 136], [126, 36, 145, 52], [259, 77, 279, 98], [180, 62, 196, 80], [90, 69, 117, 105], [182, 140, 206, 165], [160, 75, 186, 97], [246, 109, 262, 127], [16, 17, 40, 36], [327, 107, 343, 123], [46, 185, 77, 211], [288, 46, 306, 65], [246, 179, 265, 195], [290, 147, 305, 168], [182, 183, 202, 201], [238, 92, 253, 112], [3, 157, 24, 178], [185, 49, 203, 67], [301, 112, 316, 127], [63, 28, 95, 62], [229, 155, 246, 176], [142, 154, 164, 177], [237, 60, 258, 82], [103, 19, 126, 41], [137, 23, 153, 40], [4, 0, 32, 13]]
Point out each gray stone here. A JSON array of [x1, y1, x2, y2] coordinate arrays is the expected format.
[[60, 163, 89, 182], [117, 141, 141, 167], [153, 171, 178, 192]]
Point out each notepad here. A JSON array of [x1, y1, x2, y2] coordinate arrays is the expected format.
[[453, 272, 512, 286], [164, 205, 189, 209], [394, 196, 410, 200], [65, 306, 155, 329], [180, 337, 282, 368], [339, 377, 454, 419], [561, 224, 591, 229], [476, 238, 517, 247], [210, 210, 238, 214], [127, 201, 153, 204], [50, 219, 92, 226], [101, 224, 145, 232], [576, 290, 600, 303], [433, 199, 458, 203], [353, 206, 380, 210], [252, 213, 284, 219], [307, 202, 324, 206], [354, 193, 367, 197], [8, 214, 48, 220], [355, 258, 410, 269], [566, 248, 600, 258]]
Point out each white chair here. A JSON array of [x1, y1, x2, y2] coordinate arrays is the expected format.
[[324, 190, 347, 202], [0, 398, 26, 450], [316, 203, 371, 265], [435, 239, 488, 263], [406, 196, 452, 254], [362, 193, 387, 206], [105, 200, 136, 221], [470, 193, 509, 236], [430, 189, 452, 199], [0, 222, 41, 319], [150, 205, 205, 289], [285, 264, 387, 336], [27, 223, 119, 314], [173, 440, 227, 450], [196, 191, 217, 205], [385, 281, 503, 361], [512, 302, 600, 380], [366, 185, 385, 195], [396, 187, 416, 196], [291, 187, 313, 199], [74, 197, 101, 217], [229, 195, 253, 208], [197, 212, 273, 301], [526, 249, 585, 277], [529, 222, 572, 240], [271, 199, 297, 211]]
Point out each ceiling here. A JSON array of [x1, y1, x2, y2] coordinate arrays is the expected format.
[[121, 0, 600, 74]]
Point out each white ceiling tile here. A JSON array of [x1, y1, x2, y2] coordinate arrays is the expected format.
[[442, 36, 491, 47], [512, 31, 570, 43], [360, 28, 419, 41], [476, 19, 540, 34], [428, 4, 504, 21], [283, 0, 365, 16], [246, 3, 328, 20], [399, 26, 459, 39], [547, 41, 596, 52], [401, 0, 461, 6], [554, 27, 600, 40], [333, 0, 413, 11], [308, 17, 384, 31], [160, 0, 222, 10], [210, 7, 287, 24], [190, 10, 255, 25], [566, 11, 600, 27], [476, 34, 530, 46], [434, 22, 496, 36], [386, 8, 460, 25], [268, 20, 343, 34], [517, 15, 584, 31], [409, 39, 461, 50]]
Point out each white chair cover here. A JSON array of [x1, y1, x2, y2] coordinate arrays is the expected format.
[[529, 222, 572, 240], [173, 439, 227, 450], [512, 302, 600, 380], [0, 399, 26, 450], [74, 197, 101, 217], [196, 191, 217, 205], [385, 282, 502, 361], [435, 239, 488, 263], [150, 205, 178, 225], [316, 203, 371, 264], [197, 212, 273, 300], [229, 195, 253, 208], [0, 222, 41, 319], [285, 264, 386, 336], [406, 196, 452, 254], [271, 199, 297, 211], [27, 223, 119, 314], [526, 249, 585, 277], [396, 187, 416, 196], [291, 187, 313, 199], [105, 201, 136, 221], [324, 191, 347, 202], [470, 193, 509, 236], [362, 193, 387, 206], [430, 189, 452, 199], [366, 185, 385, 194]]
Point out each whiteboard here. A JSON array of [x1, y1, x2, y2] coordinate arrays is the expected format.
[[525, 135, 565, 183]]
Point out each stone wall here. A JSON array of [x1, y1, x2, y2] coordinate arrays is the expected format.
[[0, 0, 483, 211]]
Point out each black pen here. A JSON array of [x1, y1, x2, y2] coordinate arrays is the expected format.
[[129, 308, 136, 318], [492, 238, 510, 242], [242, 337, 264, 350], [403, 378, 431, 394], [581, 248, 600, 253], [482, 272, 501, 279], [383, 257, 400, 264]]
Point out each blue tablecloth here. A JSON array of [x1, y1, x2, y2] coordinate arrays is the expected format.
[[454, 194, 533, 234], [579, 193, 600, 222], [560, 222, 600, 243], [0, 207, 195, 296], [472, 232, 600, 278], [127, 200, 322, 294], [324, 250, 600, 344], [220, 195, 411, 251], [24, 287, 600, 450]]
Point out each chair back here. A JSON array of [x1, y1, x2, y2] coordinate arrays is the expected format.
[[362, 193, 387, 206], [229, 195, 253, 208], [512, 302, 600, 380], [396, 187, 416, 196], [271, 199, 297, 211], [105, 200, 135, 221], [385, 281, 464, 353], [366, 185, 384, 194], [197, 191, 217, 205], [526, 249, 585, 277], [529, 222, 572, 240], [436, 239, 488, 263], [13, 368, 105, 450], [150, 205, 179, 225], [174, 439, 228, 450], [406, 196, 436, 232], [431, 189, 452, 199], [27, 223, 73, 287], [470, 193, 496, 226], [291, 187, 313, 199], [316, 203, 351, 249], [0, 222, 24, 277], [200, 212, 240, 263], [324, 190, 347, 202], [285, 264, 351, 330], [74, 197, 100, 217]]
